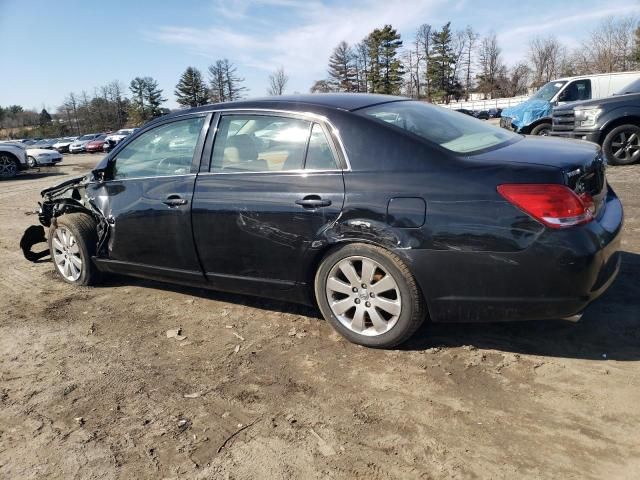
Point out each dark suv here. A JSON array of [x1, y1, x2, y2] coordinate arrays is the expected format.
[[551, 79, 640, 165]]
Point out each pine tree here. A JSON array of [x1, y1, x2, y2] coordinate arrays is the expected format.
[[428, 22, 457, 102], [328, 41, 357, 91], [129, 77, 166, 124], [175, 67, 209, 108], [366, 25, 404, 95], [143, 77, 166, 118], [39, 108, 52, 135]]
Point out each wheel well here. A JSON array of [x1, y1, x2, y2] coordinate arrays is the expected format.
[[602, 116, 640, 138], [304, 240, 431, 320], [0, 151, 20, 164], [520, 118, 551, 134]]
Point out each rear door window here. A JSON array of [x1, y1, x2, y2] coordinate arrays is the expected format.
[[306, 123, 339, 170], [211, 115, 310, 172]]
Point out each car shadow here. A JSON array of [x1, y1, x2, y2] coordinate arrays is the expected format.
[[90, 252, 640, 361], [402, 251, 640, 361], [9, 170, 67, 180], [97, 275, 321, 319]]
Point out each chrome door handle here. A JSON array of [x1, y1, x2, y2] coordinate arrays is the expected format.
[[163, 195, 188, 207], [296, 196, 332, 208]]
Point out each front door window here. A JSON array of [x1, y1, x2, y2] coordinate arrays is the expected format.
[[111, 116, 205, 180]]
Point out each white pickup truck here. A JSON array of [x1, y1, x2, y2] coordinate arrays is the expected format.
[[0, 142, 29, 178]]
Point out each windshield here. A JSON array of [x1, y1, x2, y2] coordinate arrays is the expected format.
[[357, 101, 519, 154], [531, 81, 567, 102], [116, 129, 132, 135], [615, 79, 640, 95], [79, 134, 95, 140]]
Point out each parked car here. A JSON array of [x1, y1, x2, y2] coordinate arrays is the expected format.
[[53, 137, 78, 153], [488, 108, 502, 118], [26, 148, 63, 167], [474, 110, 490, 120], [85, 134, 108, 153], [501, 71, 640, 135], [455, 108, 475, 116], [33, 138, 59, 149], [0, 142, 29, 178], [551, 78, 640, 165], [23, 94, 622, 348], [69, 134, 103, 153], [104, 128, 138, 152]]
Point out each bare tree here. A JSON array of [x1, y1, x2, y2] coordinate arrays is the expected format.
[[267, 67, 288, 96], [450, 29, 468, 97], [403, 49, 418, 98], [62, 93, 80, 135], [462, 26, 479, 100], [498, 63, 531, 97], [416, 24, 432, 100], [528, 36, 567, 87], [476, 33, 503, 98], [310, 79, 334, 93], [579, 17, 638, 73], [353, 40, 370, 92], [208, 59, 246, 103]]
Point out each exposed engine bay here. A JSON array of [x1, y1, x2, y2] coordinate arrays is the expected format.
[[20, 172, 109, 262]]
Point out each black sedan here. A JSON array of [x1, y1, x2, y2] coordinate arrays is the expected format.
[[23, 94, 623, 348]]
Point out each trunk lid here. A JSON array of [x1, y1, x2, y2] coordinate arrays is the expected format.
[[469, 136, 607, 215]]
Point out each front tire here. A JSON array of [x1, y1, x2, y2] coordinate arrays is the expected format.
[[49, 213, 100, 286], [530, 122, 551, 136], [315, 243, 425, 348], [0, 153, 18, 179], [603, 124, 640, 166], [27, 156, 38, 168]]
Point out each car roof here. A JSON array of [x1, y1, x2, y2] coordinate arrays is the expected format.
[[163, 93, 408, 120]]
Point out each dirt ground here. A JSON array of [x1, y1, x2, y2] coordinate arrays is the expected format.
[[1, 153, 639, 479]]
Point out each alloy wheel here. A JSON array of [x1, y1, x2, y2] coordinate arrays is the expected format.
[[52, 226, 83, 282], [0, 155, 17, 178], [611, 130, 640, 163], [325, 256, 402, 336]]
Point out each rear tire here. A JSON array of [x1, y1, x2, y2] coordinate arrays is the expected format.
[[603, 124, 640, 166], [531, 122, 551, 136], [315, 243, 425, 348], [49, 213, 101, 286]]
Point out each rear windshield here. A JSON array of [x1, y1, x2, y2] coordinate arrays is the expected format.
[[357, 101, 518, 154]]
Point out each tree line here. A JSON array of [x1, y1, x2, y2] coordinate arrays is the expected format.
[[1, 15, 638, 138], [0, 63, 285, 138], [173, 61, 289, 107], [312, 16, 640, 102]]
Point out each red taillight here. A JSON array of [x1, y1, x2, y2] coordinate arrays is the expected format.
[[497, 184, 594, 229]]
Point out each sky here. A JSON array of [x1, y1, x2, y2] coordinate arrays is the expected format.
[[1, 0, 638, 111]]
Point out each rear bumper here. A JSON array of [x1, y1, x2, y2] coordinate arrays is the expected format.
[[408, 187, 623, 323]]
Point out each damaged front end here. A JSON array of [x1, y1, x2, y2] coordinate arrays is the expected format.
[[20, 171, 109, 262]]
